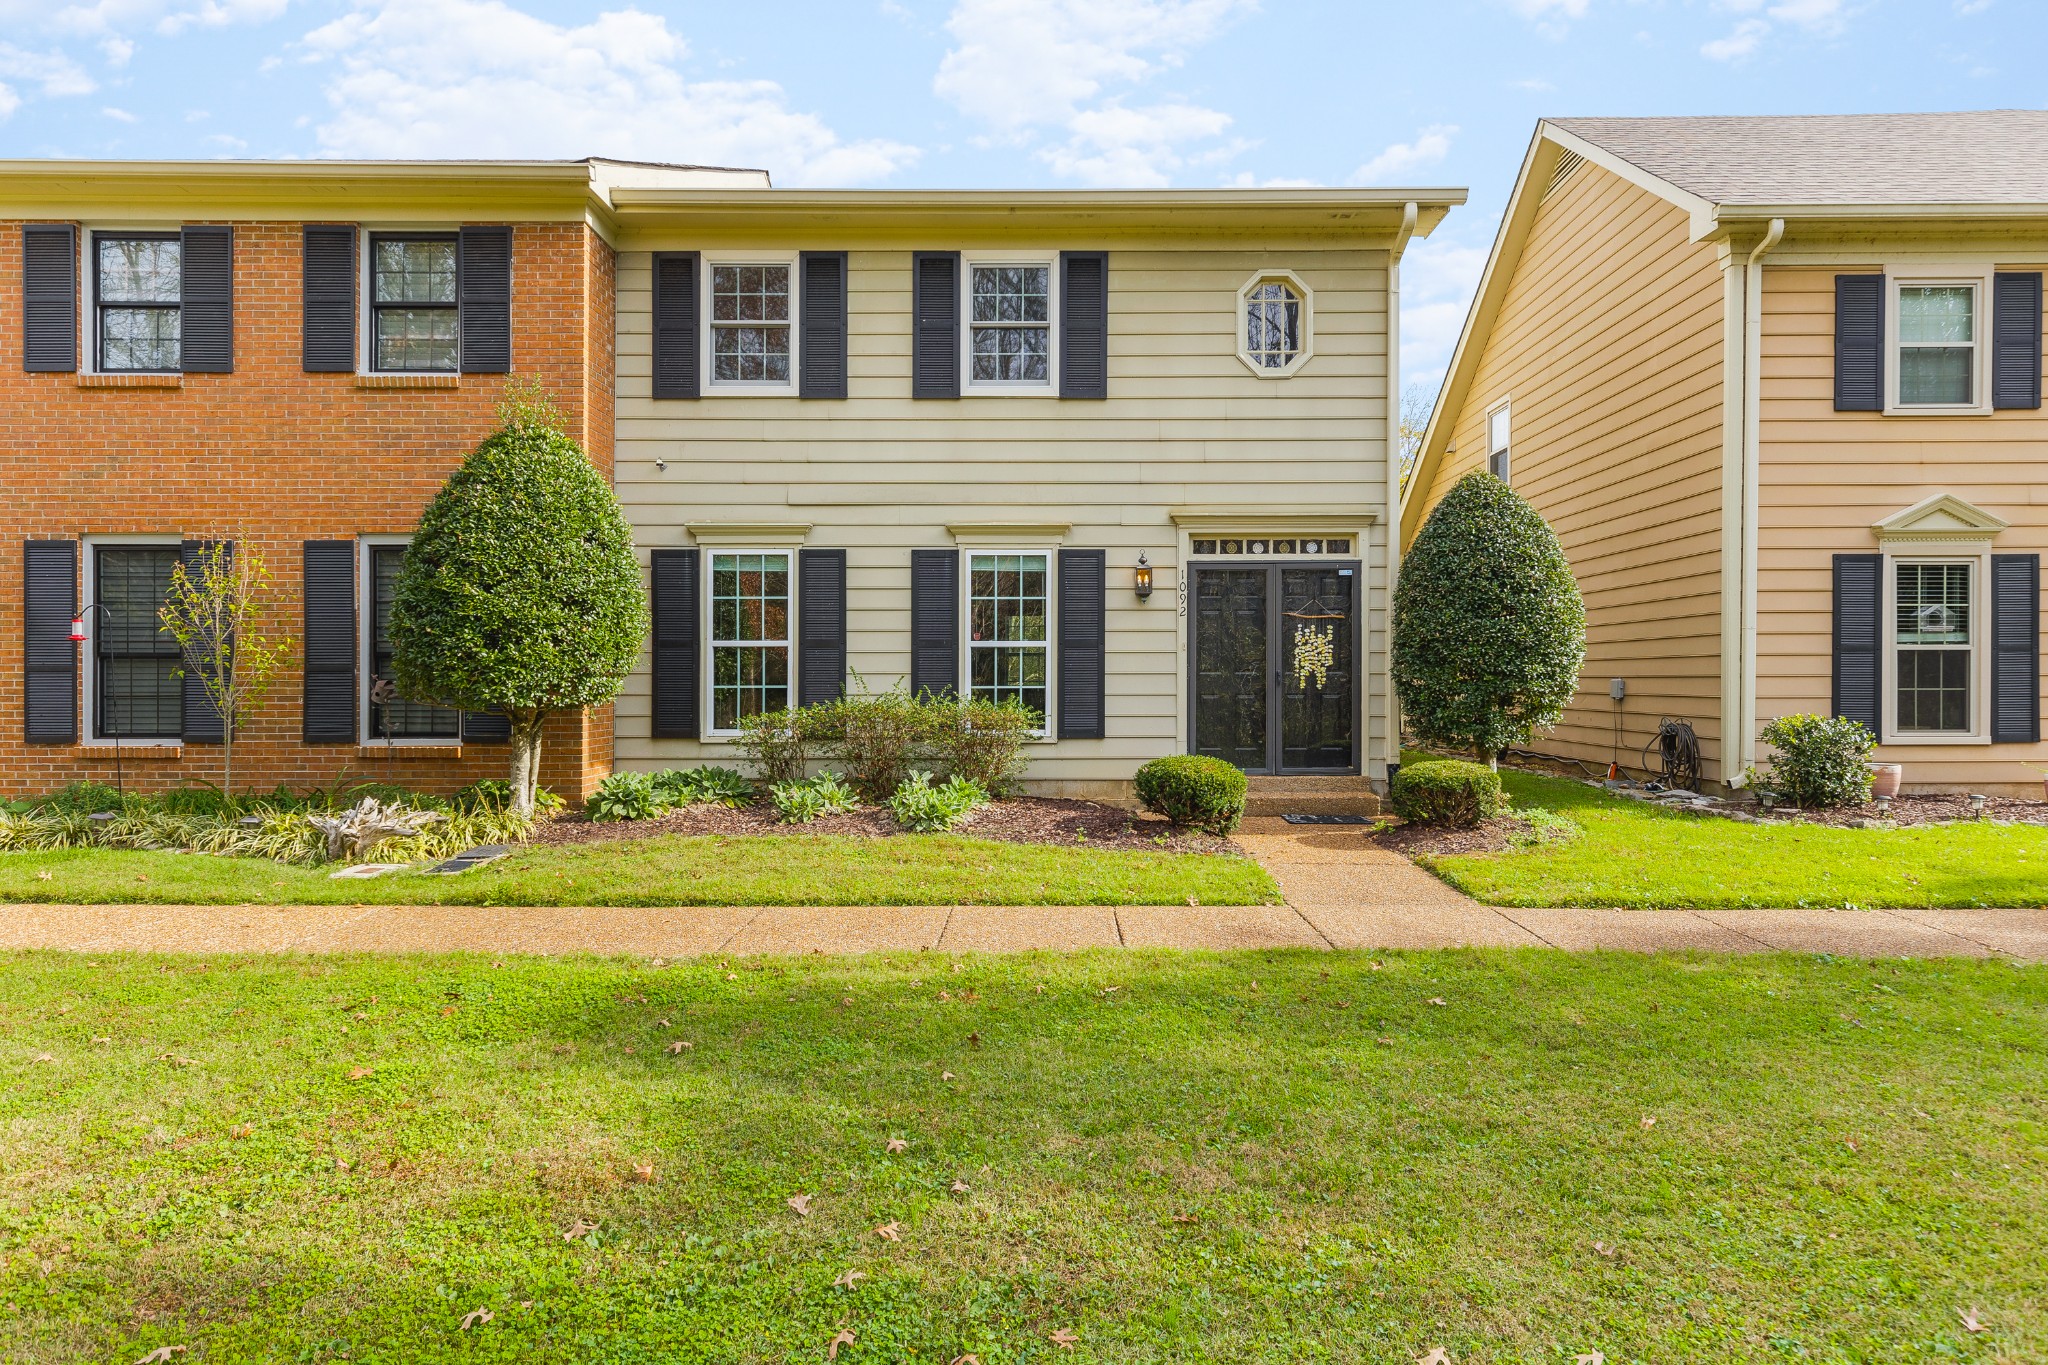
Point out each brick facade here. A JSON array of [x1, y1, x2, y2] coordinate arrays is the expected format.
[[1, 218, 618, 801]]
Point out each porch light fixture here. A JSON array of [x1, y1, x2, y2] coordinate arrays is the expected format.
[[1133, 552, 1153, 601]]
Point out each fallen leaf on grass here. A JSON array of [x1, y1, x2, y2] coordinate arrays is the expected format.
[[1376, 1036, 1395, 1046], [656, 1018, 671, 1028], [886, 1138, 907, 1153], [460, 1308, 493, 1330], [230, 1124, 254, 1139], [941, 1071, 956, 1082], [134, 1349, 186, 1364], [1959, 1307, 1987, 1333], [787, 1194, 813, 1217], [334, 1159, 350, 1172], [1844, 1138, 1859, 1154], [875, 1221, 901, 1241], [35, 871, 50, 881], [1416, 1350, 1450, 1365], [1575, 1353, 1606, 1365], [827, 1328, 857, 1359], [633, 1163, 656, 1183], [33, 1054, 54, 1064], [666, 1040, 692, 1055], [950, 1180, 970, 1194], [1639, 1116, 1657, 1131], [562, 1218, 598, 1241], [951, 1355, 982, 1365], [347, 1066, 372, 1080], [1172, 1213, 1199, 1225], [1592, 1241, 1616, 1257], [439, 1005, 457, 1017], [842, 996, 855, 1006], [1050, 1328, 1079, 1349], [92, 1036, 110, 1044], [1427, 997, 1447, 1007], [1033, 983, 1047, 994], [833, 1270, 866, 1288], [967, 1031, 982, 1048], [726, 973, 738, 981]]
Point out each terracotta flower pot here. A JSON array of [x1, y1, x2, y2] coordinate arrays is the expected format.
[[1870, 764, 1903, 800]]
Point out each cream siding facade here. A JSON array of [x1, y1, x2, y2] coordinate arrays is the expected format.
[[1414, 159, 1729, 778], [609, 221, 1421, 793]]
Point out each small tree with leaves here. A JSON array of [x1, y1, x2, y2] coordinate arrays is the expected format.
[[158, 539, 294, 800], [1394, 471, 1585, 764], [390, 382, 646, 815]]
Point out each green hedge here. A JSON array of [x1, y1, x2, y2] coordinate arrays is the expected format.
[[1134, 755, 1248, 836], [1390, 760, 1506, 828]]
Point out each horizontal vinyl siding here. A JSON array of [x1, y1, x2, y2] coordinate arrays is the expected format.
[[1415, 162, 1727, 777], [1758, 260, 2048, 791], [615, 245, 1393, 785]]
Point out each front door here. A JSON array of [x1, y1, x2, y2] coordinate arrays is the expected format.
[[1190, 562, 1358, 774]]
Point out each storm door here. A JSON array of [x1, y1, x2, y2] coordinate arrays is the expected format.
[[1190, 562, 1358, 774]]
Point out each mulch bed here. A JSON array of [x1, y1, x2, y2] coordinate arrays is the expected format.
[[1370, 816, 1526, 857], [1759, 793, 2048, 829], [530, 796, 1241, 855]]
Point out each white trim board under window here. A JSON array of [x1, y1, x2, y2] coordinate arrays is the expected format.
[[705, 548, 795, 735], [1882, 553, 1990, 745], [962, 548, 1054, 736], [1884, 266, 1993, 415], [702, 253, 800, 395], [961, 252, 1058, 396], [358, 536, 463, 745], [80, 535, 184, 745]]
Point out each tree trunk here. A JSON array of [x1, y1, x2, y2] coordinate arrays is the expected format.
[[508, 710, 547, 816], [223, 720, 235, 804]]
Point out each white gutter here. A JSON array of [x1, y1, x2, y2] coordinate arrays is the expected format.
[[1384, 201, 1419, 785], [1737, 217, 1785, 776]]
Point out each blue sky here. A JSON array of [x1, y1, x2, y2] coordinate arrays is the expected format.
[[1, 0, 2040, 392]]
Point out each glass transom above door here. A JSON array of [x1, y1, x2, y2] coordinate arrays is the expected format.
[[1191, 536, 1351, 556]]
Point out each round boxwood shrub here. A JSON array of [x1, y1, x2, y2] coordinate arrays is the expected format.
[[1134, 755, 1248, 835], [1390, 759, 1506, 827], [1395, 471, 1585, 760], [1758, 713, 1875, 808]]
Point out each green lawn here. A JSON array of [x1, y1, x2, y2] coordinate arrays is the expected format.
[[0, 832, 1278, 908], [2, 948, 2042, 1362], [1416, 764, 2048, 909]]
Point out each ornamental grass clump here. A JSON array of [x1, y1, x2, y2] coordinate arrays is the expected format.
[[1390, 759, 1506, 828], [1758, 714, 1877, 809], [1394, 472, 1585, 763], [1133, 755, 1248, 836], [0, 797, 531, 866]]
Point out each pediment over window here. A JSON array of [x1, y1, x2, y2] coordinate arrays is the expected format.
[[1871, 493, 2008, 548]]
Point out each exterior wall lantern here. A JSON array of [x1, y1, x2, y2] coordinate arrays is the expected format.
[[1133, 552, 1153, 601]]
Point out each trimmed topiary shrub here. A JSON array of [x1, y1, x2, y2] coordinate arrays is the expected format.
[[1395, 471, 1586, 762], [1134, 755, 1248, 836], [1759, 714, 1876, 809], [1390, 759, 1506, 827], [390, 383, 646, 815]]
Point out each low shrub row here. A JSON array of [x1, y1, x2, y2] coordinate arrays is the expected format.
[[584, 767, 754, 821], [736, 689, 1037, 800]]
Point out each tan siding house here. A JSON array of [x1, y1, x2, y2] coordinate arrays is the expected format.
[[1406, 112, 2048, 794], [606, 190, 1462, 795]]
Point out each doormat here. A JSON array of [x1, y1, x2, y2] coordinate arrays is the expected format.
[[1280, 814, 1375, 825]]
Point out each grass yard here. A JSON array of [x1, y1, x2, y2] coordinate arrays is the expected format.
[[0, 833, 1277, 909], [2, 948, 2042, 1363], [1417, 764, 2048, 910]]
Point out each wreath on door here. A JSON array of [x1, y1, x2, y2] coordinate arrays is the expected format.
[[1291, 622, 1334, 690]]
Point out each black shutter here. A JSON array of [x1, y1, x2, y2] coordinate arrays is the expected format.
[[179, 225, 233, 374], [462, 710, 510, 743], [302, 226, 357, 373], [457, 226, 512, 374], [179, 539, 231, 743], [799, 251, 849, 400], [651, 252, 700, 400], [1992, 272, 2043, 411], [301, 541, 356, 743], [1834, 274, 1885, 412], [798, 548, 847, 706], [650, 549, 700, 738], [1991, 553, 2042, 744], [909, 548, 958, 698], [23, 225, 77, 374], [1059, 251, 1108, 400], [24, 539, 78, 744], [911, 251, 959, 400], [1057, 548, 1106, 739], [1831, 553, 1882, 736]]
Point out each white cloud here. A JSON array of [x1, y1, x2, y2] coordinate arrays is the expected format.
[[0, 85, 19, 119], [1701, 16, 1767, 58], [157, 0, 292, 36], [1512, 77, 1556, 92], [1352, 124, 1457, 184], [0, 42, 96, 97], [102, 103, 136, 120], [1954, 0, 1992, 12], [1224, 171, 1323, 188], [1703, 0, 1846, 59], [299, 0, 919, 186], [1505, 0, 1588, 16], [100, 34, 134, 64], [935, 0, 1253, 185], [1400, 234, 1490, 399]]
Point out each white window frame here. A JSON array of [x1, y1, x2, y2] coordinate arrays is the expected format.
[[1881, 553, 1990, 745], [960, 547, 1056, 738], [1234, 269, 1313, 379], [1485, 398, 1512, 482], [84, 225, 183, 376], [80, 535, 184, 746], [358, 227, 462, 377], [1884, 266, 1993, 416], [358, 535, 464, 746], [961, 251, 1059, 397], [703, 546, 798, 737], [701, 252, 800, 396]]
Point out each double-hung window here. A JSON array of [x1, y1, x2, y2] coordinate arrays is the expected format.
[[95, 234, 181, 372], [93, 545, 183, 738], [1888, 271, 1988, 412], [1486, 402, 1512, 482], [966, 260, 1054, 391], [1892, 560, 1975, 735], [370, 235, 459, 372], [967, 552, 1049, 725], [709, 552, 792, 730], [366, 544, 461, 741], [708, 261, 794, 388]]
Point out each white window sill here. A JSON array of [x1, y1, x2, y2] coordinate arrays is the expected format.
[[77, 372, 181, 389], [704, 385, 798, 398], [1881, 733, 1991, 747], [961, 387, 1057, 399]]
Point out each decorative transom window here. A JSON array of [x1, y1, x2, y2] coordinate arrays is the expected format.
[[370, 235, 458, 372], [1236, 271, 1312, 377], [967, 262, 1053, 388], [95, 234, 181, 372], [710, 552, 791, 730], [366, 544, 460, 741], [1190, 536, 1350, 556], [1887, 271, 1989, 412], [710, 263, 793, 386], [92, 545, 182, 739], [967, 552, 1049, 724], [1893, 561, 1974, 734]]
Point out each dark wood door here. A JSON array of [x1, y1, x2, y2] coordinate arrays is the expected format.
[[1190, 563, 1357, 775]]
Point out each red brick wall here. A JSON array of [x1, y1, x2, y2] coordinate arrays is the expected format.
[[0, 219, 619, 802]]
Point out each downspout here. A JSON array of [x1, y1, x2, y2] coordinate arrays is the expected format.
[[1738, 217, 1784, 777], [1383, 201, 1419, 787]]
